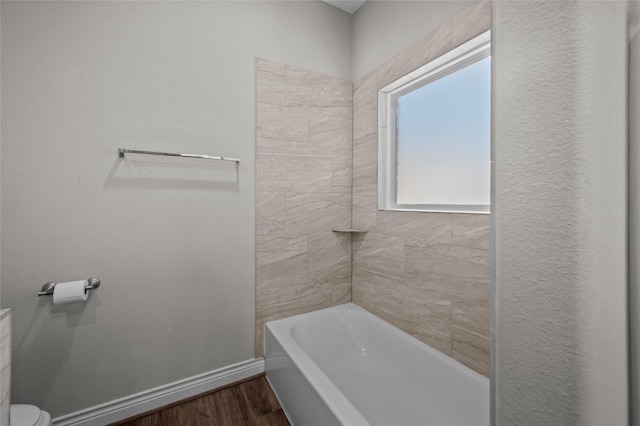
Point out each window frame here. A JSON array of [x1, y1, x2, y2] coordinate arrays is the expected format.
[[377, 30, 491, 214]]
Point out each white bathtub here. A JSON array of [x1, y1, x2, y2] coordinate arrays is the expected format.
[[265, 303, 489, 426]]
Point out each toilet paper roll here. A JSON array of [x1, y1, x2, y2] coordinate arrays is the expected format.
[[52, 280, 89, 305]]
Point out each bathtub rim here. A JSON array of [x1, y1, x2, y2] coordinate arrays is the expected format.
[[266, 304, 371, 426]]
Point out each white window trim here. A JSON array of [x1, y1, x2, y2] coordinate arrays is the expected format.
[[378, 30, 491, 214]]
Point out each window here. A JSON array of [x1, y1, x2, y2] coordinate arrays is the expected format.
[[378, 31, 491, 214]]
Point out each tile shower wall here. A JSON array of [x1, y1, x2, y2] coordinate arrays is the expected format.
[[255, 59, 353, 356], [351, 1, 492, 376]]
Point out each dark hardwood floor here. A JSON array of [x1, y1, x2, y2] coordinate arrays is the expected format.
[[111, 375, 290, 426]]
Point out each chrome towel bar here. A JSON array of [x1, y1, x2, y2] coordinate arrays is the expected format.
[[118, 148, 240, 163], [38, 278, 101, 296]]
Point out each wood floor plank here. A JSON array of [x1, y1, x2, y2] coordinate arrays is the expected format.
[[112, 375, 290, 426], [252, 408, 290, 426]]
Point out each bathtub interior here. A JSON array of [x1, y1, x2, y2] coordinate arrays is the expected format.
[[266, 303, 489, 426]]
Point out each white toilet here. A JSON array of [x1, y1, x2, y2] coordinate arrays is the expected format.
[[10, 404, 52, 426]]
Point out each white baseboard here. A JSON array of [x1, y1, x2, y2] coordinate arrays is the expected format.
[[52, 358, 265, 426]]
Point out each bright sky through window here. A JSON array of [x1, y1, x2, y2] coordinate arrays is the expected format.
[[395, 56, 491, 206]]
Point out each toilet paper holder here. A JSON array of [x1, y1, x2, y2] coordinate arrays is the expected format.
[[37, 278, 101, 296]]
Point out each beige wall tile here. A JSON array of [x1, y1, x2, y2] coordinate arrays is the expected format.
[[354, 70, 378, 116], [331, 156, 353, 193], [402, 276, 449, 299], [309, 231, 351, 277], [256, 137, 307, 155], [353, 68, 378, 140], [256, 273, 332, 321], [256, 273, 332, 356], [352, 272, 376, 313], [354, 99, 377, 140], [257, 106, 351, 156], [408, 276, 489, 308], [376, 211, 453, 244], [257, 58, 285, 72], [256, 192, 285, 237], [352, 189, 377, 230], [285, 192, 351, 235], [307, 106, 353, 192], [309, 126, 352, 157], [308, 106, 352, 132], [452, 0, 491, 48], [352, 63, 377, 158], [354, 67, 377, 96], [452, 325, 490, 376], [453, 214, 490, 250], [256, 59, 352, 356], [352, 268, 395, 319], [309, 232, 351, 305], [377, 20, 453, 89], [257, 153, 332, 193], [331, 279, 352, 305], [257, 58, 285, 106], [405, 240, 490, 301], [309, 107, 352, 148], [308, 131, 351, 160], [256, 103, 308, 147], [256, 234, 308, 279], [285, 65, 352, 107], [353, 233, 405, 279], [353, 134, 377, 188], [375, 281, 453, 355], [453, 300, 490, 338]]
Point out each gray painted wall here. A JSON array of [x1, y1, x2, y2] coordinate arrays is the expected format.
[[493, 1, 628, 424], [630, 0, 639, 424], [351, 0, 473, 80], [0, 1, 351, 417]]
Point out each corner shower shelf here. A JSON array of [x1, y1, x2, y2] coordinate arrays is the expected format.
[[331, 229, 369, 233]]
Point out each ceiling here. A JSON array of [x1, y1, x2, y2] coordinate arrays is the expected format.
[[322, 0, 368, 15]]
